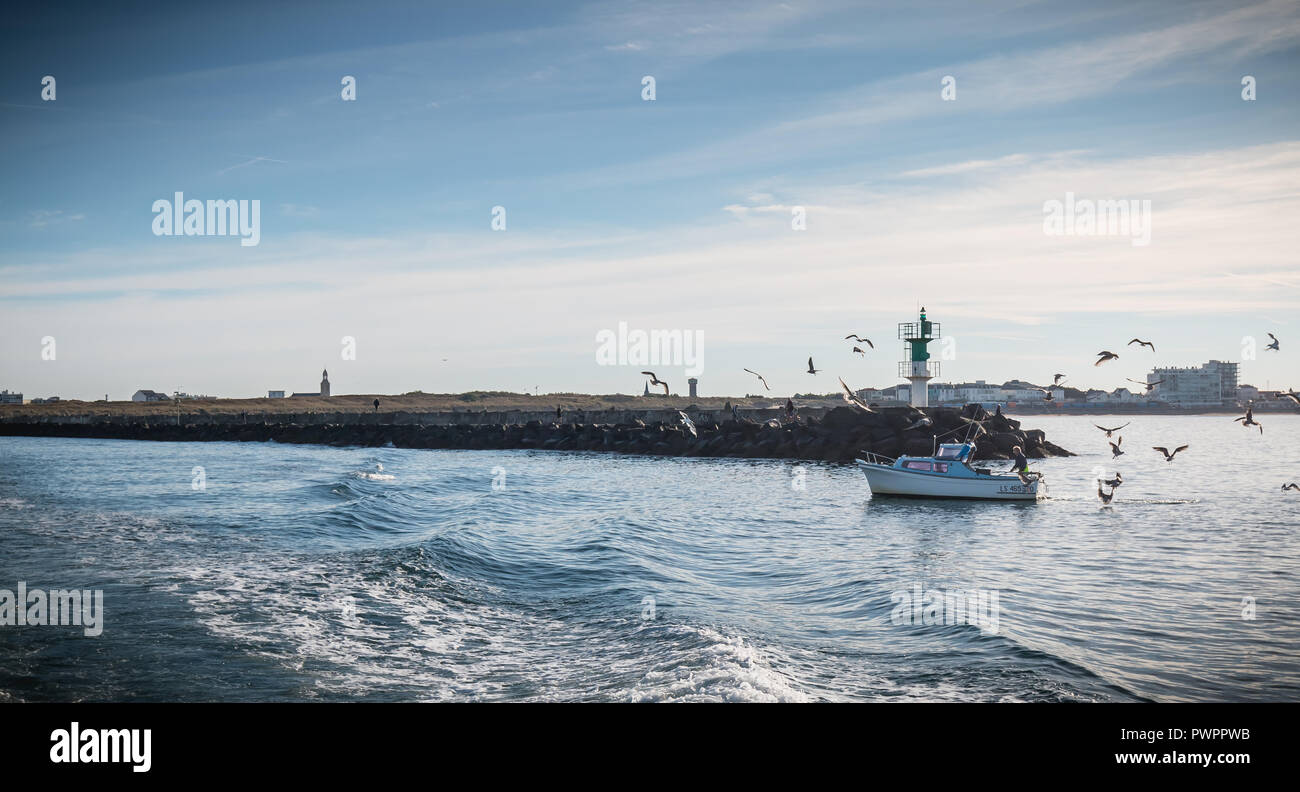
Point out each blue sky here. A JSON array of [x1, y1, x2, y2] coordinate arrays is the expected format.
[[2, 0, 1299, 400]]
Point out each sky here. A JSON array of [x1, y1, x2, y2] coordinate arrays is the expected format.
[[2, 0, 1299, 401]]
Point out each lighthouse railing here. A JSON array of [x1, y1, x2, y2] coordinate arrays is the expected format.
[[898, 360, 940, 378]]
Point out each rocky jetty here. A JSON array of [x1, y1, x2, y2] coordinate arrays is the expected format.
[[0, 404, 1070, 462]]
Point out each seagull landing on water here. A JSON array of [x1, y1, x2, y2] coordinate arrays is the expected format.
[[1094, 351, 1119, 366], [838, 377, 875, 413], [1109, 438, 1124, 458], [1266, 333, 1280, 351], [640, 371, 669, 395], [1153, 444, 1189, 462], [1097, 483, 1115, 504], [1094, 422, 1130, 438], [1233, 406, 1264, 434], [677, 411, 697, 437], [806, 357, 821, 375], [1127, 338, 1156, 351], [844, 335, 873, 348], [743, 368, 771, 390]]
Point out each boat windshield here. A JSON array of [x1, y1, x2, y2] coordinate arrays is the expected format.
[[935, 444, 970, 460]]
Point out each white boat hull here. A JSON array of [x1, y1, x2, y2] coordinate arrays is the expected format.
[[857, 460, 1042, 500]]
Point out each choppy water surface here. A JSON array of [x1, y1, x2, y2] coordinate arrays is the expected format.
[[1, 414, 1297, 702]]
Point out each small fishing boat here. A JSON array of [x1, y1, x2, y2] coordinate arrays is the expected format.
[[856, 442, 1044, 501]]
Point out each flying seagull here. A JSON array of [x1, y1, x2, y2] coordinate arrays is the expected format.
[[1153, 445, 1189, 462], [641, 371, 669, 395], [1094, 422, 1130, 437], [1097, 483, 1115, 504], [1283, 483, 1300, 492], [743, 368, 771, 390], [844, 335, 874, 348], [677, 410, 697, 437], [904, 415, 933, 431], [806, 357, 821, 375], [1266, 333, 1279, 351], [1094, 351, 1119, 366], [1233, 406, 1263, 434], [1125, 378, 1166, 393], [1282, 390, 1300, 406], [1053, 373, 1067, 385], [1109, 437, 1124, 458], [1100, 472, 1123, 489], [852, 346, 866, 356], [1127, 338, 1156, 351], [838, 377, 875, 413]]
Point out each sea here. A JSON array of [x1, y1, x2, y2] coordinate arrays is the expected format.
[[1, 414, 1297, 702]]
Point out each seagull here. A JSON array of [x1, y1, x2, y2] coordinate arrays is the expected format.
[[1266, 332, 1279, 351], [1053, 374, 1067, 385], [743, 368, 771, 390], [1283, 483, 1300, 491], [1281, 390, 1299, 405], [1094, 422, 1130, 437], [677, 410, 697, 437], [852, 346, 866, 356], [640, 371, 669, 395], [1094, 351, 1119, 366], [1100, 472, 1123, 488], [806, 357, 821, 375], [1097, 483, 1115, 504], [844, 335, 874, 348], [1033, 387, 1055, 401], [904, 415, 933, 431], [1109, 437, 1124, 458], [1153, 445, 1189, 462], [838, 377, 875, 413], [1233, 406, 1263, 434], [1126, 378, 1166, 393], [1127, 338, 1156, 351]]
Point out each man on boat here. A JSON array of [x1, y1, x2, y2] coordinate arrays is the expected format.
[[1008, 445, 1028, 474]]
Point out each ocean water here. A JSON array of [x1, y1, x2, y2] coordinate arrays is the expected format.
[[1, 414, 1297, 702]]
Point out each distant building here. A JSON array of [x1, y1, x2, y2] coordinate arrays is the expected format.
[[1238, 384, 1260, 403], [0, 389, 22, 404], [267, 390, 285, 399], [290, 369, 331, 398], [688, 377, 698, 398], [30, 396, 61, 404], [131, 389, 170, 402], [1148, 360, 1239, 407]]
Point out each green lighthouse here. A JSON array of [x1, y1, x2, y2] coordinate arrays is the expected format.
[[898, 306, 941, 407]]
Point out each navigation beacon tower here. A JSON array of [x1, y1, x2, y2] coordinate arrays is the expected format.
[[898, 307, 940, 408]]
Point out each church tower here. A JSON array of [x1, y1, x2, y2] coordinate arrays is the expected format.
[[321, 369, 331, 397]]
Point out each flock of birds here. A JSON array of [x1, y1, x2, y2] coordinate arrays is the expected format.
[[1089, 334, 1298, 503], [638, 330, 1298, 498]]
